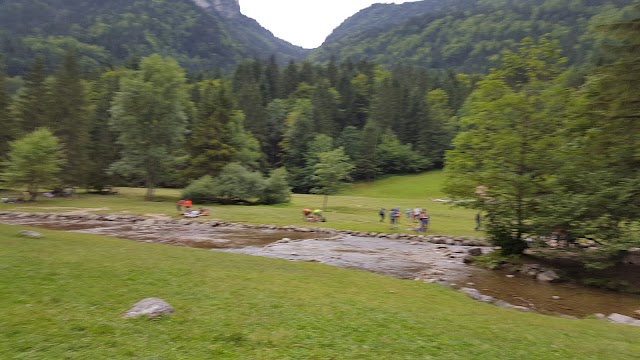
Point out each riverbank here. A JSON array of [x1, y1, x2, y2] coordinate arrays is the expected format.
[[2, 211, 639, 321]]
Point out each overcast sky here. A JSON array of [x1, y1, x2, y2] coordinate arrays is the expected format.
[[239, 1, 417, 49]]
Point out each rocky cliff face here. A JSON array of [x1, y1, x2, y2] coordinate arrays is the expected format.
[[192, 0, 241, 19]]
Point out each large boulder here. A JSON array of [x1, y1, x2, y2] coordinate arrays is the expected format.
[[123, 298, 174, 319]]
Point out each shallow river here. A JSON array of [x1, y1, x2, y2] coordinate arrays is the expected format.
[[3, 216, 639, 319]]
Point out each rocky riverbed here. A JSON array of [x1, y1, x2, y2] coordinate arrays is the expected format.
[[2, 211, 639, 321]]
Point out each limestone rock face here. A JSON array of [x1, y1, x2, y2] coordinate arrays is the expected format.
[[192, 0, 241, 19], [123, 298, 174, 319]]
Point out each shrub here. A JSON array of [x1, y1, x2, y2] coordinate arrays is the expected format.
[[181, 175, 217, 203], [212, 163, 265, 203], [260, 167, 291, 205], [182, 164, 292, 205]]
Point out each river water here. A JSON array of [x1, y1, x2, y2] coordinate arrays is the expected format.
[[2, 215, 639, 319]]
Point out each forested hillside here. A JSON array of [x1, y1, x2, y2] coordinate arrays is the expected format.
[[0, 0, 307, 76], [311, 0, 636, 72]]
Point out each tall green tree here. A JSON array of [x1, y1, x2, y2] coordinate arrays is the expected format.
[[0, 59, 13, 157], [263, 99, 289, 166], [280, 99, 316, 192], [11, 57, 50, 134], [110, 54, 188, 200], [187, 79, 236, 179], [311, 147, 354, 212], [233, 61, 267, 143], [86, 69, 123, 192], [444, 37, 568, 254], [226, 110, 262, 170], [311, 79, 340, 137], [416, 89, 455, 167], [49, 51, 90, 187], [547, 9, 640, 248], [2, 128, 65, 200]]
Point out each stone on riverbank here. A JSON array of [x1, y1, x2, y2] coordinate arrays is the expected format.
[[467, 248, 483, 256], [536, 270, 560, 282], [460, 288, 495, 303], [606, 313, 640, 326]]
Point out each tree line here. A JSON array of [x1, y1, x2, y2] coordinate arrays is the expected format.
[[0, 51, 470, 196]]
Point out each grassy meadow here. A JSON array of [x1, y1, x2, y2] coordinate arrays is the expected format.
[[0, 171, 481, 237], [1, 224, 639, 359]]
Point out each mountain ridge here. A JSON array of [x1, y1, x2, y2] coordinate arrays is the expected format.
[[310, 0, 636, 72], [0, 0, 307, 76]]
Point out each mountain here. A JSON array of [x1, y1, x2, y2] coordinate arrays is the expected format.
[[0, 0, 308, 76], [310, 0, 636, 72]]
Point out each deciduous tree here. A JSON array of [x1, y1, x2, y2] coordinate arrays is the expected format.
[[109, 54, 188, 200], [2, 128, 65, 200], [311, 147, 354, 211], [444, 37, 567, 254]]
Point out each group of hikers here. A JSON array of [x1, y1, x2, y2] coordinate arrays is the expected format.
[[380, 207, 430, 232], [176, 199, 210, 218]]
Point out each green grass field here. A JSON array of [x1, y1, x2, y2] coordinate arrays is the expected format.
[[0, 171, 481, 237], [1, 224, 638, 359]]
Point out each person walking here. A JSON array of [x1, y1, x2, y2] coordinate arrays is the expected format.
[[176, 199, 185, 214], [475, 212, 481, 231], [379, 208, 386, 222]]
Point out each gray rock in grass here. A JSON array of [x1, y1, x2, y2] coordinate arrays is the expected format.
[[123, 297, 174, 319], [18, 230, 43, 238]]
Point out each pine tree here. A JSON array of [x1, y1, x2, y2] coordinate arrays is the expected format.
[[49, 51, 90, 187], [416, 89, 455, 167], [263, 99, 289, 167], [11, 57, 50, 134], [0, 59, 13, 157], [311, 79, 340, 136], [263, 55, 281, 102], [233, 61, 267, 148], [281, 60, 299, 98], [187, 79, 236, 179], [86, 69, 123, 192]]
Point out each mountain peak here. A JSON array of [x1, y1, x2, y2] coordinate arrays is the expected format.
[[192, 0, 241, 19]]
